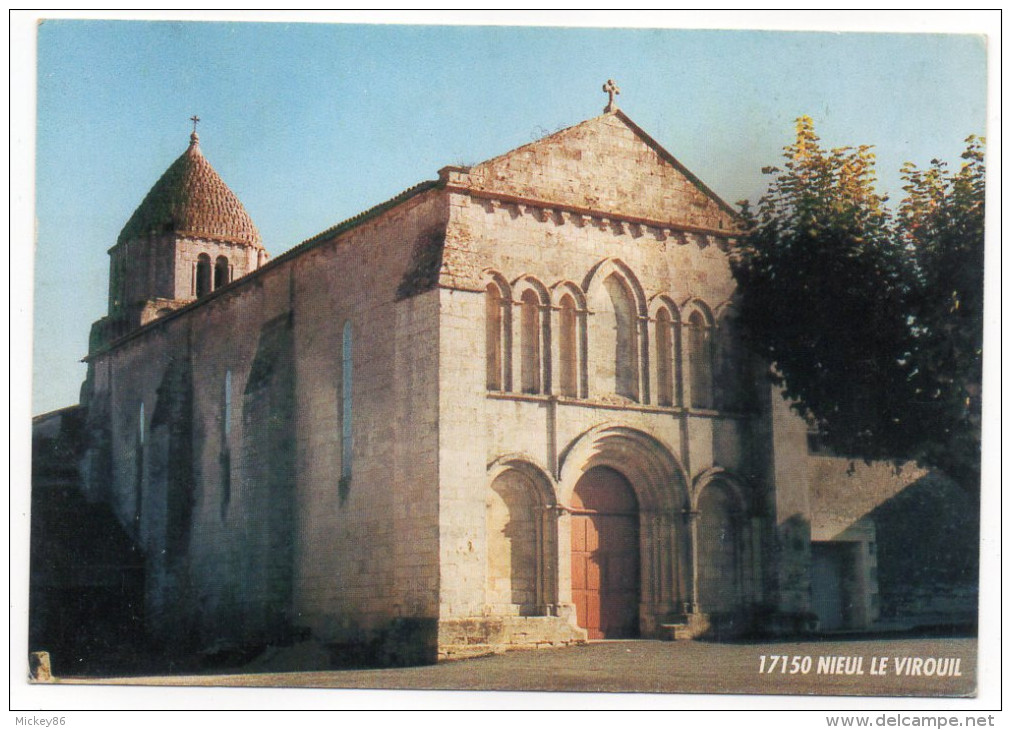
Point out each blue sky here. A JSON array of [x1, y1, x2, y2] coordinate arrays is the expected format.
[[24, 14, 989, 415]]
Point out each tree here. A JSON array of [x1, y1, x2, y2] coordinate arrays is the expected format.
[[730, 117, 984, 495], [897, 137, 986, 493]]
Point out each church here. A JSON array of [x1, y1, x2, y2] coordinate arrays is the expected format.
[[35, 86, 977, 667]]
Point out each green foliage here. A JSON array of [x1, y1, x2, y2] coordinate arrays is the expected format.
[[731, 117, 984, 494], [897, 137, 986, 492]]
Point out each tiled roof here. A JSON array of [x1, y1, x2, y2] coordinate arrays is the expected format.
[[118, 133, 263, 247]]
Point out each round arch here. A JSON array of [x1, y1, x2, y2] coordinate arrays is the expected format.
[[482, 269, 514, 392], [648, 293, 681, 321], [511, 274, 551, 305], [691, 466, 750, 513], [557, 424, 691, 637], [487, 453, 558, 507], [648, 294, 682, 408], [712, 298, 736, 324], [691, 467, 754, 617], [550, 280, 588, 310], [682, 298, 717, 409], [582, 258, 648, 316], [584, 260, 648, 402], [482, 268, 513, 302], [511, 275, 551, 395], [680, 297, 716, 327], [558, 424, 689, 512], [551, 281, 588, 400], [486, 455, 559, 615]]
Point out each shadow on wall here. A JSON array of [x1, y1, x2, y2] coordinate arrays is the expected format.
[[29, 407, 148, 676], [866, 473, 979, 628]]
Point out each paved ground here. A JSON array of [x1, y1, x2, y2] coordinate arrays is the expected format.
[[60, 636, 976, 697]]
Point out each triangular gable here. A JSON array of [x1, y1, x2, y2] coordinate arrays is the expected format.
[[465, 111, 738, 232]]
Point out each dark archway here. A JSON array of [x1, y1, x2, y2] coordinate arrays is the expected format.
[[214, 255, 230, 290], [196, 254, 212, 298]]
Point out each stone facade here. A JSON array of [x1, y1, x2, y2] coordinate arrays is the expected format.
[[58, 108, 976, 667]]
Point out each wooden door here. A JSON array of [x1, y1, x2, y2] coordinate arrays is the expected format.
[[570, 467, 639, 639]]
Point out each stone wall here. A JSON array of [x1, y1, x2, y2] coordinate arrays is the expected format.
[[84, 186, 449, 660], [30, 407, 147, 675], [107, 232, 260, 330], [464, 112, 737, 232], [810, 459, 978, 627], [764, 391, 816, 620]]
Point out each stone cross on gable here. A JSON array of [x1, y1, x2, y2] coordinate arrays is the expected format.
[[603, 79, 620, 113]]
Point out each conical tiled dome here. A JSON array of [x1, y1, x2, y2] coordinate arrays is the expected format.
[[118, 133, 262, 247]]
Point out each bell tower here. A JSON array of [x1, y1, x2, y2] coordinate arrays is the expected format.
[[95, 120, 267, 347]]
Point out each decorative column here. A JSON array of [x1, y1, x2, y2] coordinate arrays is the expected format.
[[552, 505, 575, 620], [683, 508, 701, 613], [680, 320, 692, 410], [637, 314, 650, 404], [662, 509, 678, 609], [749, 513, 764, 605], [535, 503, 547, 612], [540, 300, 553, 395], [640, 511, 656, 617], [508, 296, 520, 393], [578, 307, 590, 399]]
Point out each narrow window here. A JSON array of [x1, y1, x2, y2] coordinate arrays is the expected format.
[[559, 294, 578, 398], [605, 274, 639, 401], [486, 284, 503, 390], [341, 321, 353, 485], [196, 254, 212, 298], [223, 369, 232, 436], [221, 370, 232, 518], [214, 256, 230, 290], [134, 401, 145, 524], [656, 308, 674, 406], [520, 290, 542, 394], [689, 311, 714, 409], [219, 450, 231, 520]]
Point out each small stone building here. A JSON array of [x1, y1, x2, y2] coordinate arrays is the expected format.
[[53, 99, 976, 665]]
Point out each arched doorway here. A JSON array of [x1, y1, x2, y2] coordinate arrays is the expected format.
[[570, 466, 639, 638]]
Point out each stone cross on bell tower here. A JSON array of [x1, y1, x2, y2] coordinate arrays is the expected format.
[[189, 114, 200, 145], [603, 79, 620, 113]]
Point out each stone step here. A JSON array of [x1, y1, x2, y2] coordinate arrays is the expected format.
[[660, 623, 694, 641]]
